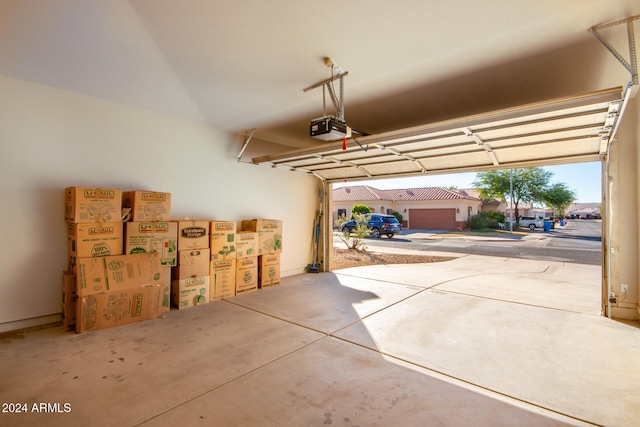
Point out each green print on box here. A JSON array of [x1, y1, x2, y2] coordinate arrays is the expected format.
[[125, 222, 178, 266], [243, 269, 252, 284], [218, 245, 235, 258]]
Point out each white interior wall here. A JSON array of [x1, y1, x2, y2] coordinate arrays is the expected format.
[[0, 75, 318, 332]]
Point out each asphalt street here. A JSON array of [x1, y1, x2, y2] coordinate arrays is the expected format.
[[334, 220, 602, 265]]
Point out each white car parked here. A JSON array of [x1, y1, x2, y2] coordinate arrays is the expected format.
[[506, 216, 544, 230]]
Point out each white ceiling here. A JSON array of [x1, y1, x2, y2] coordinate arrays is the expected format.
[[0, 1, 638, 150]]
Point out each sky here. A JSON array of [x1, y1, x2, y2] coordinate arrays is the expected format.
[[332, 161, 602, 203]]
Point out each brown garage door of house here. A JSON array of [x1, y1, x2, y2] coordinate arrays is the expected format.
[[409, 209, 456, 230]]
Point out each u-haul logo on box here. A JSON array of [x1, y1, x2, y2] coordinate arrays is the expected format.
[[83, 189, 116, 199], [131, 293, 144, 317], [138, 222, 170, 233], [214, 223, 234, 231], [141, 192, 167, 202], [262, 221, 280, 229], [184, 277, 207, 287], [213, 260, 233, 269], [238, 233, 255, 241], [88, 226, 115, 235]]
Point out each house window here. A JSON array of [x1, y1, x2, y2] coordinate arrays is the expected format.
[[338, 208, 347, 219]]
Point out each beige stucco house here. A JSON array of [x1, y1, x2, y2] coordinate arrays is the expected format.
[[333, 186, 483, 230]]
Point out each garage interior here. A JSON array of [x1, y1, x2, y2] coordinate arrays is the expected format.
[[1, 2, 640, 426]]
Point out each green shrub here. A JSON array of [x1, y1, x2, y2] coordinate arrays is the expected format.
[[468, 214, 488, 230], [335, 212, 370, 251], [469, 211, 506, 230], [485, 211, 505, 223], [351, 204, 371, 217], [390, 210, 403, 223]]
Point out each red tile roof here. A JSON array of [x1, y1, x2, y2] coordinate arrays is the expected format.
[[333, 186, 480, 202], [332, 185, 382, 202]]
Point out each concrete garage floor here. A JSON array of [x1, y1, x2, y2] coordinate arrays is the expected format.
[[1, 255, 639, 426]]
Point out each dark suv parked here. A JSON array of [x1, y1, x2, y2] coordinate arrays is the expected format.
[[340, 214, 401, 238]]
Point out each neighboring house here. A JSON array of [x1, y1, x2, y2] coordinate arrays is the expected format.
[[458, 192, 604, 220], [502, 203, 546, 219], [333, 185, 482, 230], [457, 188, 500, 213], [566, 203, 602, 219], [456, 188, 543, 218]]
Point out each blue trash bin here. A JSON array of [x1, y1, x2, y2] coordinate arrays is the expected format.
[[560, 219, 565, 226], [543, 221, 552, 232]]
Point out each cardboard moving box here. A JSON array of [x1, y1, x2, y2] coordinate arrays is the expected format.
[[236, 256, 258, 295], [236, 232, 258, 259], [75, 253, 163, 297], [210, 221, 236, 260], [65, 187, 122, 223], [122, 190, 171, 222], [174, 248, 210, 279], [258, 253, 281, 288], [67, 222, 124, 270], [171, 276, 210, 309], [124, 221, 177, 266], [177, 220, 210, 249], [241, 219, 282, 255], [210, 259, 236, 300], [76, 285, 162, 333]]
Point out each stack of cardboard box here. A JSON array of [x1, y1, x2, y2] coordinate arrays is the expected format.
[[171, 220, 211, 309], [63, 186, 284, 331], [64, 187, 169, 333], [75, 252, 164, 333], [235, 227, 258, 295], [210, 221, 238, 300], [242, 219, 283, 288], [66, 187, 124, 271], [122, 191, 174, 313], [64, 187, 124, 331]]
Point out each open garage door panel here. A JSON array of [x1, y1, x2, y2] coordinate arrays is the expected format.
[[409, 209, 456, 230], [252, 87, 624, 181]]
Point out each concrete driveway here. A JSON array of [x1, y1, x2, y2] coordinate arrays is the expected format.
[[1, 254, 638, 426]]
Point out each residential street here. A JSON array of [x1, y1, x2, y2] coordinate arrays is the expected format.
[[334, 220, 602, 265]]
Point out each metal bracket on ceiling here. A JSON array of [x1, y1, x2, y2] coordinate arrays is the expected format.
[[302, 72, 349, 93], [589, 15, 640, 85], [237, 128, 256, 162], [462, 128, 500, 166]]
